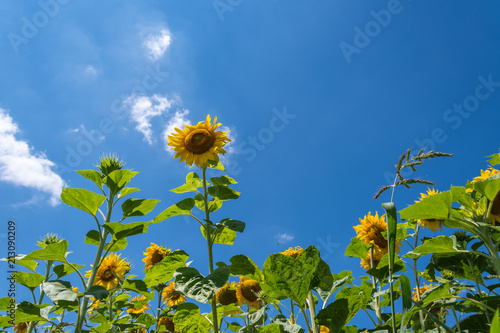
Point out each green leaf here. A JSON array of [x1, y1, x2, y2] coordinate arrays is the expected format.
[[11, 301, 52, 324], [85, 230, 127, 251], [118, 187, 140, 199], [218, 218, 245, 233], [144, 251, 189, 287], [174, 303, 212, 333], [211, 175, 237, 185], [15, 272, 45, 291], [262, 245, 321, 304], [152, 198, 195, 223], [121, 279, 154, 299], [367, 253, 406, 281], [194, 194, 223, 213], [259, 324, 284, 332], [399, 274, 412, 331], [42, 280, 77, 302], [431, 252, 491, 283], [174, 267, 229, 303], [451, 186, 476, 211], [103, 221, 151, 241], [76, 170, 104, 189], [15, 256, 39, 272], [208, 185, 240, 200], [312, 259, 334, 301], [23, 240, 69, 262], [171, 172, 204, 193], [0, 297, 15, 311], [399, 191, 452, 221], [344, 237, 371, 259], [201, 225, 237, 245], [316, 296, 362, 333], [474, 173, 500, 201], [92, 322, 113, 333], [491, 309, 500, 333], [53, 263, 86, 279], [207, 159, 225, 171], [404, 235, 461, 259], [61, 188, 106, 216], [336, 280, 373, 310], [85, 285, 109, 300], [229, 255, 264, 282], [121, 198, 160, 218], [105, 169, 138, 194], [382, 202, 397, 270]]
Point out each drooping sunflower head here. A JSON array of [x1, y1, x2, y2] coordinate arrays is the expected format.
[[280, 246, 303, 259], [162, 281, 186, 308], [96, 153, 125, 176], [143, 243, 172, 270], [167, 115, 231, 168], [127, 295, 149, 314], [216, 281, 238, 306], [490, 191, 500, 225], [85, 253, 130, 290], [13, 322, 29, 333], [236, 277, 263, 309], [360, 247, 388, 270], [412, 283, 433, 302], [415, 188, 443, 232], [466, 167, 500, 193], [157, 316, 175, 333], [354, 211, 388, 249]]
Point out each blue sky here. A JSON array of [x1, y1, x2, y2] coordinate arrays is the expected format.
[[1, 0, 500, 329]]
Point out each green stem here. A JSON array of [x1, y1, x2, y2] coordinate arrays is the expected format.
[[155, 289, 162, 332], [202, 167, 219, 333], [451, 306, 462, 333], [75, 189, 114, 333], [369, 247, 382, 326], [307, 292, 318, 333], [27, 260, 53, 333], [413, 224, 426, 331]]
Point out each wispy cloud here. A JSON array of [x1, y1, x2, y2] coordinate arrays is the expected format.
[[0, 108, 65, 206], [125, 95, 174, 144], [144, 29, 172, 61], [275, 233, 295, 244], [163, 109, 191, 155], [85, 65, 97, 76]]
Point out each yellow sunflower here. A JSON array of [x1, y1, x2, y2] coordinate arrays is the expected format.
[[412, 283, 433, 302], [353, 212, 401, 252], [13, 322, 29, 333], [280, 246, 303, 259], [127, 295, 148, 314], [360, 247, 388, 270], [143, 243, 171, 270], [320, 326, 331, 333], [162, 281, 186, 307], [89, 297, 100, 310], [215, 281, 240, 315], [167, 114, 231, 168], [158, 316, 175, 332], [415, 188, 443, 232], [466, 167, 500, 193], [85, 253, 130, 290], [236, 277, 262, 309]]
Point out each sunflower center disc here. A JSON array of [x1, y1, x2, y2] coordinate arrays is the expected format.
[[103, 269, 114, 280], [185, 129, 215, 154]]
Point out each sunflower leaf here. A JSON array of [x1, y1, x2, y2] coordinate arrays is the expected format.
[[174, 303, 212, 333], [53, 263, 86, 279], [118, 187, 140, 199], [171, 172, 204, 193], [76, 170, 104, 189], [208, 185, 240, 201], [218, 219, 245, 233], [144, 251, 189, 287], [229, 255, 265, 282], [344, 237, 371, 259], [211, 176, 238, 185], [473, 173, 500, 201], [105, 169, 138, 195], [6, 301, 52, 325], [174, 267, 229, 303], [103, 222, 151, 241], [61, 188, 106, 217], [121, 279, 154, 299], [316, 296, 363, 333], [207, 160, 225, 171], [404, 235, 461, 259], [152, 198, 195, 223], [15, 272, 45, 291], [23, 240, 69, 263], [121, 198, 160, 218], [399, 191, 452, 221], [42, 280, 77, 302], [85, 285, 109, 300]]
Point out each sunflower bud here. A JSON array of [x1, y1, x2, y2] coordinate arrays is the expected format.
[[96, 153, 125, 176]]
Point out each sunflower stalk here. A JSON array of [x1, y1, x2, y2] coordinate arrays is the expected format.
[[202, 166, 219, 333], [27, 259, 54, 333], [307, 292, 319, 333]]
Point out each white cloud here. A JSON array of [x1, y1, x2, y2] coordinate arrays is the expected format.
[[275, 233, 295, 244], [144, 29, 172, 61], [163, 109, 191, 155], [0, 108, 66, 206], [85, 65, 97, 76], [219, 125, 236, 160], [125, 95, 173, 144]]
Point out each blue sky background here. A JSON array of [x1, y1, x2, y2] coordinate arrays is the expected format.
[[1, 0, 500, 329]]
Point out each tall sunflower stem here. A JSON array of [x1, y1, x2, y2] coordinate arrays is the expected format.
[[307, 292, 319, 333], [413, 224, 426, 331], [27, 260, 53, 333], [75, 189, 114, 333], [370, 247, 382, 326], [202, 166, 219, 333], [155, 289, 162, 331]]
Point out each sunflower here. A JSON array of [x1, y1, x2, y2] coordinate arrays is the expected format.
[[280, 246, 303, 259], [353, 212, 401, 253], [490, 191, 500, 225], [466, 167, 500, 193], [127, 295, 148, 314], [162, 281, 186, 307], [13, 322, 29, 333], [360, 247, 388, 270], [236, 277, 262, 309], [415, 188, 443, 232], [143, 243, 172, 270], [216, 281, 238, 305], [412, 283, 433, 302], [85, 253, 130, 290], [158, 316, 175, 333], [167, 114, 231, 168], [320, 326, 331, 333], [89, 297, 100, 310]]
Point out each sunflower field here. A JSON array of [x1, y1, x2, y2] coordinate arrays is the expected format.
[[3, 116, 500, 333]]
